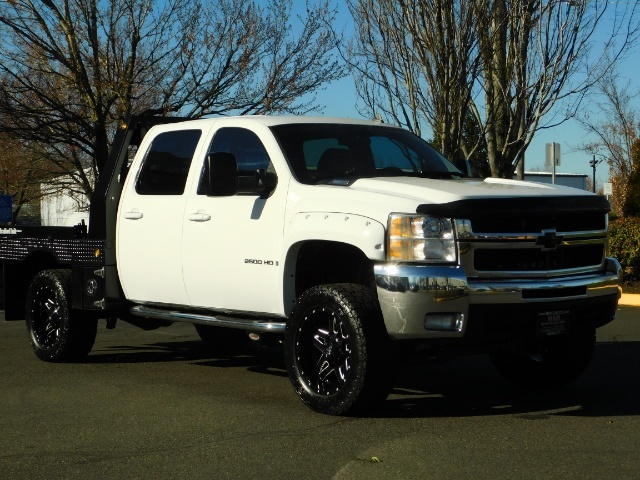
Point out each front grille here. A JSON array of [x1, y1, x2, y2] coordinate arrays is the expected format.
[[474, 244, 604, 272], [458, 208, 608, 278], [443, 196, 610, 278]]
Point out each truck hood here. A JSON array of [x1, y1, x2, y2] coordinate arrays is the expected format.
[[288, 176, 604, 228], [348, 176, 590, 203]]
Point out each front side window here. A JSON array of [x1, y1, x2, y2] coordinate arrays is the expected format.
[[198, 127, 272, 194], [208, 127, 271, 173], [136, 129, 202, 195]]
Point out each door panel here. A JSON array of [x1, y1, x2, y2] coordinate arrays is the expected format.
[[117, 197, 189, 304], [117, 128, 204, 305], [182, 195, 286, 314], [182, 127, 286, 315]]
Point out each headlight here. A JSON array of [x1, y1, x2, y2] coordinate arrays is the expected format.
[[387, 214, 457, 263]]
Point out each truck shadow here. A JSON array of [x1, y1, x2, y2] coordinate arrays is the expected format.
[[88, 337, 639, 419], [376, 341, 640, 419], [88, 337, 290, 377], [87, 339, 224, 363]]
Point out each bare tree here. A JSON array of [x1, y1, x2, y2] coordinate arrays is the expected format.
[[348, 0, 640, 178], [0, 132, 52, 223], [576, 66, 639, 214], [0, 0, 345, 199], [347, 0, 482, 163]]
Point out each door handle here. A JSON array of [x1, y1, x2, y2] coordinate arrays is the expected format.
[[123, 211, 143, 220], [188, 212, 211, 222]]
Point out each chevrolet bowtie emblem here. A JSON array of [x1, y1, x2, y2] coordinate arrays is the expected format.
[[536, 230, 563, 250]]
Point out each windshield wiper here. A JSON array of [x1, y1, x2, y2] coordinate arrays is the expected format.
[[419, 170, 465, 179]]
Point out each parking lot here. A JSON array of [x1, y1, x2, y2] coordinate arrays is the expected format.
[[1, 305, 639, 480]]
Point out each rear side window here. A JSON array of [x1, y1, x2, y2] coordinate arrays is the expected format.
[[136, 130, 202, 195]]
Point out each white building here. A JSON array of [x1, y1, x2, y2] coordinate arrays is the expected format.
[[517, 172, 588, 190], [40, 176, 91, 227]]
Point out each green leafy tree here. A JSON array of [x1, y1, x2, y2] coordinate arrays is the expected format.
[[623, 139, 640, 217], [609, 217, 640, 280]]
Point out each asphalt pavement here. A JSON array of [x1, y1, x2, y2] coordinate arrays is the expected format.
[[0, 303, 638, 480]]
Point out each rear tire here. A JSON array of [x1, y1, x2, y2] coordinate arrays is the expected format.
[[284, 284, 393, 415], [26, 270, 97, 362], [490, 329, 596, 387]]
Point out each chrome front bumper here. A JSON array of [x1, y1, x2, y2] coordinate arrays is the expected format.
[[374, 258, 622, 340]]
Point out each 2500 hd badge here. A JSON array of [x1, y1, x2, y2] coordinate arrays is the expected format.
[[245, 258, 278, 266]]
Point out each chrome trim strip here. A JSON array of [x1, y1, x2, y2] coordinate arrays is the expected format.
[[454, 219, 608, 241], [130, 305, 286, 333], [462, 265, 606, 279], [456, 230, 607, 241]]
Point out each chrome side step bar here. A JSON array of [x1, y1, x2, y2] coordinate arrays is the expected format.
[[130, 305, 286, 333]]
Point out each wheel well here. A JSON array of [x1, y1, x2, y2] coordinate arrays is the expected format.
[[3, 252, 60, 320], [293, 241, 374, 298]]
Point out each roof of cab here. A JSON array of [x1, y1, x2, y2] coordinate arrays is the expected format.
[[211, 115, 387, 126], [152, 115, 393, 129]]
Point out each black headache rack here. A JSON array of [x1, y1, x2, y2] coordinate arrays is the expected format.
[[88, 114, 188, 241], [86, 114, 188, 316], [0, 114, 188, 319]]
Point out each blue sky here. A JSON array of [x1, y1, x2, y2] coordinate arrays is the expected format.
[[292, 1, 639, 186]]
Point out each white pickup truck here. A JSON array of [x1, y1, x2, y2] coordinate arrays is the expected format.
[[0, 115, 621, 415]]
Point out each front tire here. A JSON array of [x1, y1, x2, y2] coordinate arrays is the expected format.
[[26, 269, 97, 362], [284, 284, 393, 415], [490, 329, 596, 387]]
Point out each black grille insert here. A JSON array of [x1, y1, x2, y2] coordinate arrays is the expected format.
[[474, 244, 604, 271], [470, 212, 606, 234]]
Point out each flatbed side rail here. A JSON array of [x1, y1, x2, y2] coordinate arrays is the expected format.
[[0, 235, 104, 265]]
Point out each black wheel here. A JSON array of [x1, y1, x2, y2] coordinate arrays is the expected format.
[[194, 325, 249, 351], [26, 270, 97, 362], [284, 283, 393, 415], [490, 329, 596, 387]]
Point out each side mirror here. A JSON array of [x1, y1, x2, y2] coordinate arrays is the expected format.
[[453, 157, 470, 177], [205, 152, 238, 196], [257, 168, 278, 199]]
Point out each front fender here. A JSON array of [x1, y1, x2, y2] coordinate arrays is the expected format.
[[284, 212, 386, 261], [281, 213, 386, 315]]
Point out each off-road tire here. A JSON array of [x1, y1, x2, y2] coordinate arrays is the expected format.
[[26, 269, 97, 362], [284, 283, 393, 415]]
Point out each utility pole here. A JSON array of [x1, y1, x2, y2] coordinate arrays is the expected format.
[[589, 154, 603, 193], [546, 143, 560, 184]]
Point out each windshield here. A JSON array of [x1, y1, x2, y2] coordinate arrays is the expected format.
[[270, 123, 463, 185]]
